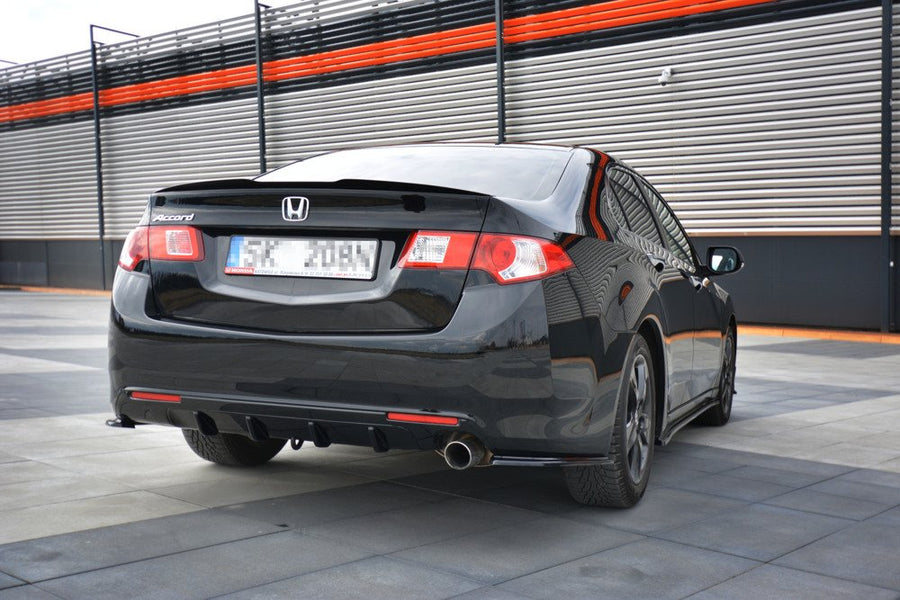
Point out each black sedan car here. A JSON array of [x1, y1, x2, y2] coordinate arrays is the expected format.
[[109, 143, 742, 507]]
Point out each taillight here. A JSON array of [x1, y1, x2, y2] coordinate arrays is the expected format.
[[473, 234, 574, 284], [118, 227, 149, 271], [131, 391, 181, 403], [148, 226, 204, 261], [117, 226, 204, 271], [386, 412, 459, 426], [398, 230, 574, 284], [398, 231, 477, 269]]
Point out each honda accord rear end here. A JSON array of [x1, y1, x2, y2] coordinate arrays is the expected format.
[[110, 144, 717, 507]]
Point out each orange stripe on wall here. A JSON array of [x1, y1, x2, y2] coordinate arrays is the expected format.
[[100, 65, 258, 107], [0, 91, 95, 122], [0, 0, 776, 124], [263, 23, 495, 82], [0, 23, 495, 123], [505, 0, 773, 42]]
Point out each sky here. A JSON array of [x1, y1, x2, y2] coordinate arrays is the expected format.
[[0, 0, 282, 66]]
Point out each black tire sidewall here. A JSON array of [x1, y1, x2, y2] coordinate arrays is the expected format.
[[718, 328, 736, 420], [618, 334, 656, 494]]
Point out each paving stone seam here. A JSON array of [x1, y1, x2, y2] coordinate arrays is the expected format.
[[295, 508, 549, 554], [678, 563, 900, 599], [0, 473, 199, 511], [680, 564, 759, 600], [214, 553, 489, 600], [667, 442, 900, 486], [493, 537, 762, 600], [639, 504, 863, 567], [5, 529, 306, 587], [759, 490, 900, 522], [432, 536, 654, 597], [15, 583, 67, 599], [384, 527, 646, 587], [753, 562, 900, 595], [0, 439, 187, 462]]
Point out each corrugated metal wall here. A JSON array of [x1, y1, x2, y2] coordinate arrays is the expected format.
[[93, 12, 261, 238], [265, 63, 497, 167], [256, 0, 498, 168], [0, 49, 99, 240], [101, 97, 261, 238], [0, 0, 896, 242], [0, 119, 98, 239], [505, 5, 884, 235], [0, 0, 496, 240], [892, 2, 899, 236]]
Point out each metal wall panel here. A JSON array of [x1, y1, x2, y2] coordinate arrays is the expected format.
[[505, 7, 884, 235], [101, 96, 261, 237], [1, 1, 896, 243], [0, 119, 98, 239], [94, 12, 261, 239], [892, 3, 900, 235], [259, 0, 497, 165], [1, 0, 448, 241], [264, 62, 498, 166]]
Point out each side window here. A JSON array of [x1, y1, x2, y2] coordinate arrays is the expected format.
[[606, 168, 664, 247], [637, 179, 696, 270]]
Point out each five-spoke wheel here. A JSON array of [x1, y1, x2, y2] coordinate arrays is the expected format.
[[564, 334, 656, 507]]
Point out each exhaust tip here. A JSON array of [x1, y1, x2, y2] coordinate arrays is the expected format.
[[444, 438, 485, 470]]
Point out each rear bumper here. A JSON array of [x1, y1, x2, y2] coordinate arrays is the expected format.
[[109, 269, 619, 458]]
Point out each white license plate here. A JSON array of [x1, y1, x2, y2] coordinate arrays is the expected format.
[[224, 236, 379, 280]]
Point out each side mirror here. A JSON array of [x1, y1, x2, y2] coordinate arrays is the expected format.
[[706, 246, 743, 275]]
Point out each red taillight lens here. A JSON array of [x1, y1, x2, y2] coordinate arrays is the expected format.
[[398, 231, 478, 269], [118, 226, 204, 271], [149, 226, 204, 261], [130, 391, 181, 402], [118, 227, 149, 271], [387, 412, 459, 426], [398, 231, 574, 284], [473, 234, 574, 284]]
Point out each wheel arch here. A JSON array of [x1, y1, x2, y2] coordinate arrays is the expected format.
[[636, 316, 667, 443]]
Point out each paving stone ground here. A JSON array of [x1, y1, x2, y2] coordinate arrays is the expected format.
[[1, 291, 899, 599]]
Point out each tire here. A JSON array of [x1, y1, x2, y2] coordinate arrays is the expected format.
[[698, 325, 736, 427], [182, 429, 286, 466], [564, 334, 656, 508]]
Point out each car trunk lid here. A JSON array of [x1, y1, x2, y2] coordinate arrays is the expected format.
[[147, 179, 490, 334]]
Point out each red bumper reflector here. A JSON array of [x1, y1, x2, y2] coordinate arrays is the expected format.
[[387, 412, 459, 426], [131, 391, 182, 403]]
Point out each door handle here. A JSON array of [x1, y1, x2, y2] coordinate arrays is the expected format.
[[689, 275, 711, 291], [647, 254, 665, 273]]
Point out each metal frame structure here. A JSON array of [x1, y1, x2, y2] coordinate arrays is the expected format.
[[881, 0, 894, 332], [90, 24, 138, 289], [254, 1, 271, 174], [495, 0, 506, 144]]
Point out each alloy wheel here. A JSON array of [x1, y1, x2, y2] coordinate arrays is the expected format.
[[625, 353, 652, 483], [720, 332, 735, 418]]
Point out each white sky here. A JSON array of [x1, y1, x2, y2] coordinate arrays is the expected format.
[[0, 0, 282, 66]]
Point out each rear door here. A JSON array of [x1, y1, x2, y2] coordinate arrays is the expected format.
[[636, 176, 723, 400], [147, 179, 490, 334], [606, 167, 695, 410]]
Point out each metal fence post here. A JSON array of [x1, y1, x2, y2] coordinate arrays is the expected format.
[[89, 29, 107, 289], [495, 0, 506, 144], [881, 0, 894, 332], [90, 25, 137, 289], [255, 1, 270, 173]]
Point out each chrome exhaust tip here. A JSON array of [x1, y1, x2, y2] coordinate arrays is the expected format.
[[444, 437, 486, 470]]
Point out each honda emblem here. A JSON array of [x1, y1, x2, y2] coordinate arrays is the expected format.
[[282, 196, 309, 222]]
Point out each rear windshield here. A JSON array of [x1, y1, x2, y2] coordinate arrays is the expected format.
[[256, 145, 573, 201]]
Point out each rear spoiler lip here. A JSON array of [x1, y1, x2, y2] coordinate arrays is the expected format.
[[157, 177, 492, 198]]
